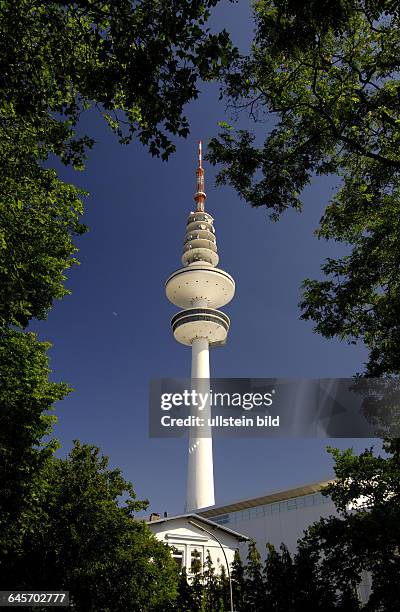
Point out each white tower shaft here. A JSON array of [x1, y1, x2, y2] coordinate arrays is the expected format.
[[185, 337, 215, 511], [165, 141, 235, 512]]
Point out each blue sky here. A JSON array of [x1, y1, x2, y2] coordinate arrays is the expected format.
[[31, 1, 380, 516]]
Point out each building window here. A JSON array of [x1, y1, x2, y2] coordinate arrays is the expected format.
[[173, 550, 184, 568], [214, 514, 230, 525], [171, 546, 185, 569], [304, 495, 315, 507], [191, 548, 203, 572], [206, 492, 332, 526]]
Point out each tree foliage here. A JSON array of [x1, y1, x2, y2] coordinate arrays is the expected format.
[[1, 0, 233, 160], [3, 441, 179, 611], [203, 549, 223, 611], [231, 549, 246, 610], [189, 549, 204, 611], [174, 567, 198, 612], [172, 553, 231, 611], [207, 0, 400, 375], [218, 565, 231, 611], [244, 540, 265, 610], [0, 169, 86, 328], [304, 439, 400, 611], [0, 330, 70, 559], [264, 543, 295, 610], [293, 538, 338, 610]]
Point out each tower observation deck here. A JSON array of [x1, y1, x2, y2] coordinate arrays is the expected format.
[[165, 141, 235, 511]]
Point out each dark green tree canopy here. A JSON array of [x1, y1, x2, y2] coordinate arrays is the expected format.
[[0, 169, 86, 328], [302, 440, 400, 610], [244, 540, 266, 610], [4, 441, 179, 611], [1, 0, 234, 162], [0, 329, 70, 560], [207, 0, 400, 375]]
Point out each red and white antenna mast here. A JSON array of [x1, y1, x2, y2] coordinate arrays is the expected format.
[[194, 140, 206, 212]]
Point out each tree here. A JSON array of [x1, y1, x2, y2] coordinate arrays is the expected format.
[[4, 441, 179, 611], [0, 330, 70, 562], [0, 170, 86, 329], [190, 548, 204, 611], [207, 0, 400, 375], [218, 565, 231, 612], [264, 543, 295, 611], [1, 0, 234, 160], [175, 567, 197, 612], [244, 540, 265, 610], [203, 550, 221, 611], [292, 538, 338, 611], [299, 439, 400, 611], [294, 532, 361, 611], [231, 550, 246, 611]]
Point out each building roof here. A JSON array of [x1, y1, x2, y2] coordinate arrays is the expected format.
[[146, 512, 250, 541], [197, 480, 335, 518]]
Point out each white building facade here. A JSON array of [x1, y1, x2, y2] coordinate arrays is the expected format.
[[147, 514, 248, 574]]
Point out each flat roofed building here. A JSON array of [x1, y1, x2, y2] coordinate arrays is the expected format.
[[198, 480, 336, 555], [198, 480, 372, 603]]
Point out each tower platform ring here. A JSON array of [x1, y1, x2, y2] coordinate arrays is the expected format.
[[171, 308, 230, 347], [182, 247, 219, 267], [165, 265, 235, 309]]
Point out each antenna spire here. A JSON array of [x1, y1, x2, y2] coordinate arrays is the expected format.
[[194, 140, 206, 212]]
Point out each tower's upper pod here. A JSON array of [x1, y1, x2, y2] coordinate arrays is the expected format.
[[165, 141, 235, 310], [182, 211, 219, 267], [181, 141, 219, 268]]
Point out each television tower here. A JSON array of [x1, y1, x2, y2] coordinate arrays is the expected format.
[[165, 141, 235, 511]]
